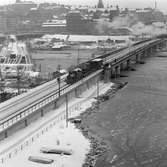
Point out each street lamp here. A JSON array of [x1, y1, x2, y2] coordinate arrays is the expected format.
[[57, 77, 61, 97], [57, 64, 61, 97], [65, 94, 68, 127], [96, 76, 100, 109], [77, 47, 80, 65], [17, 66, 22, 95], [0, 74, 4, 102]]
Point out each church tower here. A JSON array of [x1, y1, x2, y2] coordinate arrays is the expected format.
[[16, 0, 21, 3], [97, 0, 104, 8]]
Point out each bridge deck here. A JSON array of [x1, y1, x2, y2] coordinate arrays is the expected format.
[[0, 78, 66, 121], [0, 39, 163, 125]]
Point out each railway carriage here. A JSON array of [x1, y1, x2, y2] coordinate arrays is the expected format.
[[65, 38, 153, 85], [65, 58, 103, 84]]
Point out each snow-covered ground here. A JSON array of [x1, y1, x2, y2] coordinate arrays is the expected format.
[[2, 122, 90, 167], [0, 82, 114, 167]]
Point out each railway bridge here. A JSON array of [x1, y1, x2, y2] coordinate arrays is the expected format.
[[0, 38, 166, 141]]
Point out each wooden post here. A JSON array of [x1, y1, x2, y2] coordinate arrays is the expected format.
[[114, 68, 117, 81], [97, 77, 99, 109], [57, 64, 61, 97], [5, 131, 7, 138], [65, 94, 68, 128], [77, 48, 79, 65], [41, 109, 44, 117], [25, 119, 28, 127], [17, 66, 21, 95]]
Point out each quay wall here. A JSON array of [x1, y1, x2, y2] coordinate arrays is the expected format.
[[0, 71, 101, 141]]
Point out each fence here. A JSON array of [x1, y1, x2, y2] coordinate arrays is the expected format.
[[0, 69, 101, 133], [0, 101, 82, 164]]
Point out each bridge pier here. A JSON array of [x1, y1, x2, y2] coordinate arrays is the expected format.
[[54, 101, 57, 109], [150, 47, 153, 54], [75, 85, 83, 98], [159, 43, 163, 50], [126, 59, 131, 70], [75, 88, 79, 98], [153, 45, 158, 52], [164, 40, 167, 48], [0, 131, 6, 141], [161, 41, 166, 49], [103, 64, 112, 82], [5, 131, 7, 138], [41, 109, 44, 117], [120, 63, 124, 71], [111, 68, 116, 79], [135, 54, 141, 64], [25, 119, 28, 127], [86, 82, 90, 89], [115, 66, 121, 77], [143, 50, 148, 57], [154, 44, 162, 52], [157, 44, 160, 51], [110, 66, 121, 79]]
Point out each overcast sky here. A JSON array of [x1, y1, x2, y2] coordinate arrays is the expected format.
[[1, 0, 167, 13]]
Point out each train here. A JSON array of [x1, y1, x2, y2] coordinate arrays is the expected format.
[[58, 38, 153, 85], [65, 58, 103, 84], [64, 44, 133, 85]]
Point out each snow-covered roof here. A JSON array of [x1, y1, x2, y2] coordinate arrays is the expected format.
[[91, 58, 102, 62], [42, 34, 132, 42], [136, 9, 152, 13]]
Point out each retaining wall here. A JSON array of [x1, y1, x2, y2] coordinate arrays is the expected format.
[[0, 71, 101, 141]]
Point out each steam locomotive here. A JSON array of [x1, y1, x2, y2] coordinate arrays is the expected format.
[[62, 38, 152, 85], [65, 58, 103, 84]]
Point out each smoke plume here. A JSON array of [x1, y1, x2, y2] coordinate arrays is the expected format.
[[131, 22, 167, 36], [96, 14, 167, 37]]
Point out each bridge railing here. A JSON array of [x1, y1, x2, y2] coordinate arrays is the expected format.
[[0, 70, 102, 133], [0, 38, 164, 134], [104, 39, 161, 64], [0, 100, 83, 164]]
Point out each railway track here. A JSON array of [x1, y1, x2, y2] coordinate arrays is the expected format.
[[0, 38, 164, 131], [0, 40, 161, 117], [0, 78, 68, 122], [102, 39, 160, 64]]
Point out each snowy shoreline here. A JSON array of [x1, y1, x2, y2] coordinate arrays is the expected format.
[[0, 82, 115, 167], [71, 82, 127, 167]]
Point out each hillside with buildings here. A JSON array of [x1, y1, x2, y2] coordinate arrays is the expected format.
[[0, 0, 166, 35]]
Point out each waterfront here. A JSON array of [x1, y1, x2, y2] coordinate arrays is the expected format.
[[0, 0, 167, 166], [31, 34, 132, 74], [31, 49, 98, 73], [77, 49, 167, 167], [31, 35, 131, 74]]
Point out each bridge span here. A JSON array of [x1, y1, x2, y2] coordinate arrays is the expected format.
[[0, 38, 166, 140]]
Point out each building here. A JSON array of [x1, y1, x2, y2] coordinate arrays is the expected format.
[[0, 11, 7, 33], [41, 19, 67, 33], [0, 9, 19, 33], [6, 12, 19, 33], [97, 0, 104, 9], [11, 0, 37, 17], [66, 11, 97, 34], [135, 8, 164, 24], [109, 5, 120, 21]]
